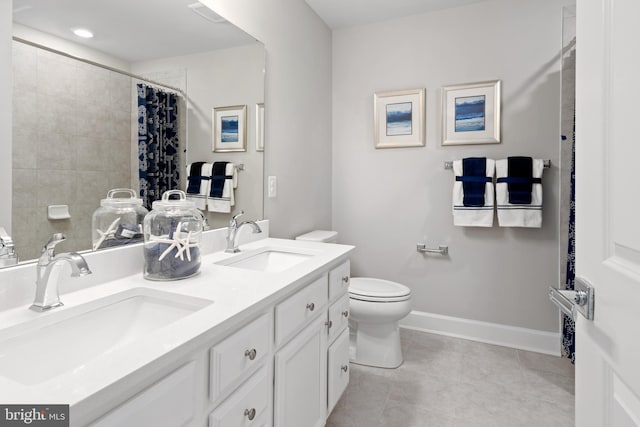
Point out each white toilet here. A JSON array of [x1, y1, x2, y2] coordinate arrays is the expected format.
[[296, 230, 412, 369]]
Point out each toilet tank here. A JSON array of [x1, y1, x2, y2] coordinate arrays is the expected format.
[[295, 230, 338, 243]]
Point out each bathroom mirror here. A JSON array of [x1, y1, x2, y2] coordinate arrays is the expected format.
[[8, 0, 265, 264]]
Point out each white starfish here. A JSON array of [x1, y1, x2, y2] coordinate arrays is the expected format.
[[93, 217, 121, 251]]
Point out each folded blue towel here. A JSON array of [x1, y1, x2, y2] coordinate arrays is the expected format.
[[496, 157, 542, 204], [210, 162, 229, 198], [457, 157, 490, 207], [187, 162, 206, 194]]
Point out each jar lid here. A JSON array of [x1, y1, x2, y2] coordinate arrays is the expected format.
[[100, 189, 144, 207], [151, 190, 196, 210]]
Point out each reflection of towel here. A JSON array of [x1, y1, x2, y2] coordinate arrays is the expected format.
[[496, 158, 544, 227], [186, 162, 212, 210], [208, 162, 237, 213], [452, 158, 495, 227]]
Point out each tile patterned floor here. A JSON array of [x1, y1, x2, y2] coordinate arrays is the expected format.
[[326, 329, 574, 427]]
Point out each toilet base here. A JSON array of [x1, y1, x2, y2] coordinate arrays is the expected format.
[[348, 320, 403, 369]]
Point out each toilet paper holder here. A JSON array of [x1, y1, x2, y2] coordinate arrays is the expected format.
[[416, 243, 448, 255]]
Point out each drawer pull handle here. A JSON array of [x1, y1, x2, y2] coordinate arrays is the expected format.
[[342, 310, 349, 318], [325, 320, 333, 329], [342, 276, 350, 284], [306, 302, 315, 312], [341, 365, 348, 372], [244, 348, 257, 360], [244, 408, 256, 421]]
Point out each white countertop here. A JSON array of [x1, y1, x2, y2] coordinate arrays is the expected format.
[[0, 237, 353, 409]]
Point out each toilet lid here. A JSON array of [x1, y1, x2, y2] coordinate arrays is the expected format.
[[348, 277, 411, 301]]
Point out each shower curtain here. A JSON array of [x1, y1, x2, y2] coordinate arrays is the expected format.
[[137, 84, 180, 210], [562, 116, 576, 364]]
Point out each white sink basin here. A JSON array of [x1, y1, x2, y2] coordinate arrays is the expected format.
[[0, 288, 212, 385], [216, 248, 314, 272]]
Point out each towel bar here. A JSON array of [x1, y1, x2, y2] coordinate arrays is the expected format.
[[416, 243, 448, 255], [444, 160, 551, 169]]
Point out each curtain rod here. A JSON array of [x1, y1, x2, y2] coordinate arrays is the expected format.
[[12, 36, 186, 96]]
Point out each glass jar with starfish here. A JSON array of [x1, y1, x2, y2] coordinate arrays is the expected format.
[[92, 189, 148, 251], [143, 190, 203, 280]]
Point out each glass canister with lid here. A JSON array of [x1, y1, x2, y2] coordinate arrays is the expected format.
[[143, 190, 203, 281], [92, 189, 148, 250]]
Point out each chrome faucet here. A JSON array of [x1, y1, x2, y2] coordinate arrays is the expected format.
[[30, 233, 92, 312], [0, 227, 18, 267], [225, 211, 262, 253]]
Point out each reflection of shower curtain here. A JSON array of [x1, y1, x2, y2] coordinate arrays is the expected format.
[[137, 84, 180, 209], [562, 115, 576, 364]]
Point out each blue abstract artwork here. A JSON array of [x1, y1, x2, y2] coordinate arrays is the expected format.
[[386, 102, 412, 136], [221, 115, 239, 142], [455, 95, 486, 132]]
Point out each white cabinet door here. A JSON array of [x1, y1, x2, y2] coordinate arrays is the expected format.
[[327, 328, 350, 415], [274, 315, 327, 427], [576, 0, 640, 425]]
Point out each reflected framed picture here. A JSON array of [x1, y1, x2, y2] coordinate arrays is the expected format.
[[213, 104, 247, 152], [441, 80, 501, 146], [255, 103, 264, 152], [374, 88, 425, 148]]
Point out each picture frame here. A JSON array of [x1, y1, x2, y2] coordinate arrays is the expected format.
[[212, 104, 247, 152], [441, 80, 501, 146], [374, 88, 425, 149], [255, 103, 264, 152]]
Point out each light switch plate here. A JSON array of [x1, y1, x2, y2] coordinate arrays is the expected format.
[[268, 176, 277, 198]]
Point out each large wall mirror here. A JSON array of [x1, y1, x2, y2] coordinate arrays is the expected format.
[[8, 0, 265, 264]]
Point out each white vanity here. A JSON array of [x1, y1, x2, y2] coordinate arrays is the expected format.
[[0, 223, 354, 427]]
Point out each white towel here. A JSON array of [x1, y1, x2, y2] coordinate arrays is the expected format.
[[452, 159, 495, 227], [496, 159, 544, 228], [186, 162, 212, 211], [208, 163, 238, 213]]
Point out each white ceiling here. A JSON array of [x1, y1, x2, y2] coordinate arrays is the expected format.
[[305, 0, 493, 29], [12, 0, 258, 63]]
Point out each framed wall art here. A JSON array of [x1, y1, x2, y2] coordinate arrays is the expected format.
[[441, 80, 501, 146], [255, 103, 264, 152], [374, 88, 425, 148], [212, 104, 247, 152]]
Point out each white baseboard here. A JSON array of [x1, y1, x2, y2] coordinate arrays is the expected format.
[[400, 310, 561, 356]]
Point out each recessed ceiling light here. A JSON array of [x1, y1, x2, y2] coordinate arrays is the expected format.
[[72, 28, 94, 39]]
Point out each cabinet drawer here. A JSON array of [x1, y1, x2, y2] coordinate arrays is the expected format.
[[327, 328, 350, 415], [91, 362, 196, 427], [210, 313, 271, 402], [275, 274, 328, 345], [328, 294, 350, 343], [328, 261, 350, 301], [209, 366, 270, 427]]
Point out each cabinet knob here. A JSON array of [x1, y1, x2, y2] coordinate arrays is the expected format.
[[244, 348, 257, 361], [325, 320, 333, 329], [342, 310, 349, 318], [342, 276, 350, 284], [341, 365, 348, 372], [306, 302, 315, 312], [244, 408, 256, 421]]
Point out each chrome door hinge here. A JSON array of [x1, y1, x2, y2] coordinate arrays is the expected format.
[[548, 276, 595, 321]]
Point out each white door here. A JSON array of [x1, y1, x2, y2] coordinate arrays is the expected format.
[[575, 0, 640, 425]]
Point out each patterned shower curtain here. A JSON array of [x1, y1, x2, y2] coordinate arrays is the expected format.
[[137, 84, 180, 210], [562, 115, 576, 364]]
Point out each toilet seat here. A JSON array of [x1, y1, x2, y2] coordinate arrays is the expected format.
[[348, 277, 411, 302]]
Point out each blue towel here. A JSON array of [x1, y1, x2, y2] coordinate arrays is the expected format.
[[502, 157, 540, 204], [210, 162, 229, 198], [459, 157, 489, 207], [186, 162, 206, 194]]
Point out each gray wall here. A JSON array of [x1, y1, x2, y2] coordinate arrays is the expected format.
[[202, 0, 333, 238], [332, 0, 564, 332], [0, 0, 12, 233], [12, 42, 132, 260]]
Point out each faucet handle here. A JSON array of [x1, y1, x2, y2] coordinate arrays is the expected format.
[[231, 210, 245, 222], [41, 233, 66, 259]]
